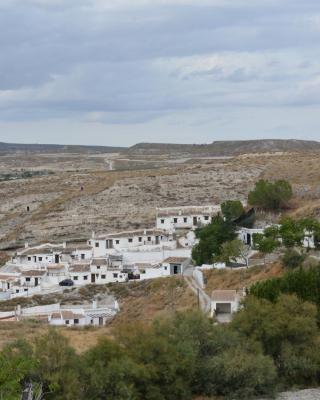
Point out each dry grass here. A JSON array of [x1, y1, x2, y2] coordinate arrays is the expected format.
[[0, 276, 197, 353], [204, 262, 285, 295]]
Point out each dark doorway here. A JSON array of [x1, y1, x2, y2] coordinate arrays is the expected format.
[[171, 264, 181, 275], [91, 274, 96, 284], [99, 317, 103, 326], [193, 216, 197, 226], [246, 234, 251, 246], [35, 278, 39, 286], [55, 254, 60, 263], [216, 303, 231, 314], [155, 236, 159, 244]]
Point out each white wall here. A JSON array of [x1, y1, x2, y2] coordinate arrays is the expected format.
[[156, 214, 212, 231]]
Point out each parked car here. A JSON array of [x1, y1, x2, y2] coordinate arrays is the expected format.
[[59, 279, 74, 287]]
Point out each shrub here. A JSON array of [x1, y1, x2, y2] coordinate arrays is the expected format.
[[248, 179, 293, 210], [282, 248, 306, 269]]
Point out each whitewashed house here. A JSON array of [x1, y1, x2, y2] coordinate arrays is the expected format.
[[178, 230, 198, 248], [48, 302, 118, 327], [124, 262, 170, 281], [90, 258, 127, 284], [89, 229, 172, 257], [69, 264, 91, 285], [14, 243, 64, 266], [156, 205, 220, 231], [161, 256, 191, 275], [211, 289, 244, 322], [237, 227, 265, 247]]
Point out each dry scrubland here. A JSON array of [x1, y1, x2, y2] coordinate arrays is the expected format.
[[0, 277, 196, 352], [1, 150, 319, 249], [0, 149, 319, 355]]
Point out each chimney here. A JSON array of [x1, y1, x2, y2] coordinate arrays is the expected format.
[[143, 229, 147, 235], [92, 300, 97, 309], [92, 231, 95, 239], [24, 242, 29, 249], [63, 242, 67, 249]]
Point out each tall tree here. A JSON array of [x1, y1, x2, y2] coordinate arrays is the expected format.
[[221, 200, 245, 222], [248, 179, 293, 210], [192, 215, 236, 265]]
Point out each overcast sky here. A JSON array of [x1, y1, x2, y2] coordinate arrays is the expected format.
[[1, 0, 320, 146]]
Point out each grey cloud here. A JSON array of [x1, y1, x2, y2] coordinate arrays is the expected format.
[[1, 0, 320, 132]]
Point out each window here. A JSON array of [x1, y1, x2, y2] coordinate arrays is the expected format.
[[164, 266, 167, 270], [183, 217, 187, 223], [116, 240, 120, 244], [25, 277, 31, 282], [128, 238, 133, 243], [101, 274, 106, 279], [91, 319, 93, 324], [74, 319, 79, 324], [81, 254, 85, 259], [138, 237, 142, 242], [39, 257, 43, 261], [65, 320, 70, 325], [147, 236, 151, 241], [95, 242, 99, 247], [73, 276, 78, 280], [16, 289, 19, 293], [161, 219, 165, 224], [28, 257, 31, 261], [24, 289, 28, 292], [97, 265, 100, 269], [88, 241, 91, 245], [84, 276, 88, 280], [173, 218, 178, 223], [204, 215, 209, 221], [113, 273, 118, 278]]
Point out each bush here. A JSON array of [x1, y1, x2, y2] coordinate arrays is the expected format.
[[248, 179, 293, 210], [192, 215, 236, 265], [221, 200, 245, 222], [232, 295, 320, 386], [282, 248, 306, 269]]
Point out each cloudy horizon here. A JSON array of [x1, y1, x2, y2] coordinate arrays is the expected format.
[[1, 0, 320, 146]]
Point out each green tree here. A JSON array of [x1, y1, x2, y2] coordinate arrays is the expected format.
[[282, 248, 306, 269], [279, 216, 305, 248], [248, 179, 293, 210], [0, 340, 35, 400], [80, 338, 140, 400], [221, 200, 245, 221], [218, 239, 250, 267], [232, 295, 320, 385], [33, 329, 80, 400], [253, 233, 279, 265], [300, 217, 320, 249], [192, 215, 236, 265]]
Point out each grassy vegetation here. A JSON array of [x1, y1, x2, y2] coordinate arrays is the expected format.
[[0, 277, 197, 353], [204, 262, 285, 295]]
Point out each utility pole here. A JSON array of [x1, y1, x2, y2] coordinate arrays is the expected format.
[[197, 288, 200, 310]]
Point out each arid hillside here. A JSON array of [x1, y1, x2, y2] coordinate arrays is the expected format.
[[0, 148, 319, 250]]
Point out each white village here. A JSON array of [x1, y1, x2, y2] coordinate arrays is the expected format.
[[0, 204, 317, 327]]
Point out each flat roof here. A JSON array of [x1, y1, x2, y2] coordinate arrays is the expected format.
[[162, 257, 190, 264], [156, 205, 220, 217], [211, 290, 238, 302], [97, 229, 167, 240]]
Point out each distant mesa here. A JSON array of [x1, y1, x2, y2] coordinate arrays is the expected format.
[[126, 139, 320, 156], [0, 139, 319, 156]]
